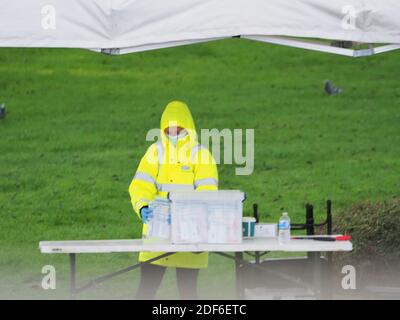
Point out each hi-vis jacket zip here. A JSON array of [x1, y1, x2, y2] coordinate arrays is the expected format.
[[129, 101, 218, 268]]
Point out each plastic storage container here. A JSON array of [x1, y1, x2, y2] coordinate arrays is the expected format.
[[146, 197, 171, 241], [169, 190, 245, 244]]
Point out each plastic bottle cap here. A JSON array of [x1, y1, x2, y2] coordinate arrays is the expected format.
[[283, 212, 288, 216]]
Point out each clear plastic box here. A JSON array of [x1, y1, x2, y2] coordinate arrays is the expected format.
[[169, 190, 245, 244], [146, 197, 171, 241]]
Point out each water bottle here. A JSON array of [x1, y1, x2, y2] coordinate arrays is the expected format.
[[278, 212, 291, 244]]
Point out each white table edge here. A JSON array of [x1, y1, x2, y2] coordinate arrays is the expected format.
[[38, 238, 353, 254]]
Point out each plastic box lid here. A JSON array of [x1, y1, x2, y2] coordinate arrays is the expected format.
[[169, 190, 245, 202]]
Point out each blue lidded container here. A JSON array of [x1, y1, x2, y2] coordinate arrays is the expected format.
[[242, 217, 256, 239]]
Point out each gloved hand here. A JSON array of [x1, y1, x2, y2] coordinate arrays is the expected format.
[[140, 206, 154, 224]]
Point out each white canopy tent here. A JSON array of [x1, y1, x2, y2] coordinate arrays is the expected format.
[[0, 0, 399, 57]]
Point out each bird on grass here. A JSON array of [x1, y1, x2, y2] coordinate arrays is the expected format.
[[324, 80, 343, 96], [0, 103, 6, 120]]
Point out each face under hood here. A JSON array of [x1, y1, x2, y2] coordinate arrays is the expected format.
[[160, 101, 197, 145]]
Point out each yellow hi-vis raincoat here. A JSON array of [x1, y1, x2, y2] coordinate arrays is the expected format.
[[128, 101, 218, 269]]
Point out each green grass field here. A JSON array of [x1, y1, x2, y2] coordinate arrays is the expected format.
[[0, 39, 399, 299]]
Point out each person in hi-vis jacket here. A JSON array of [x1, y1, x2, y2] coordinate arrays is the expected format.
[[129, 100, 218, 299]]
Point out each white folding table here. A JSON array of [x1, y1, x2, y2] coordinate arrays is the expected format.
[[39, 237, 352, 299]]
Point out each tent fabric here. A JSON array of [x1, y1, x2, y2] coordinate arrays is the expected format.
[[0, 0, 399, 53]]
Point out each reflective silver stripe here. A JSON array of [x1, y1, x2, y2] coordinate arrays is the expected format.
[[157, 184, 194, 192], [194, 178, 218, 189], [155, 141, 164, 164], [134, 172, 157, 186], [155, 141, 164, 177], [135, 198, 150, 208], [134, 198, 150, 213], [190, 144, 205, 161]]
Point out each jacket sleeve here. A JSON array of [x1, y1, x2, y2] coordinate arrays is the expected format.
[[128, 144, 159, 218], [193, 147, 219, 191]]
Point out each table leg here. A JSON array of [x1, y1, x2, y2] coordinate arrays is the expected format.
[[69, 253, 76, 300], [313, 252, 333, 300], [235, 252, 244, 300], [321, 253, 333, 300], [310, 252, 321, 299], [255, 251, 260, 264]]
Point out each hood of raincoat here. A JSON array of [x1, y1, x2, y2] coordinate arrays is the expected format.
[[160, 101, 197, 147]]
